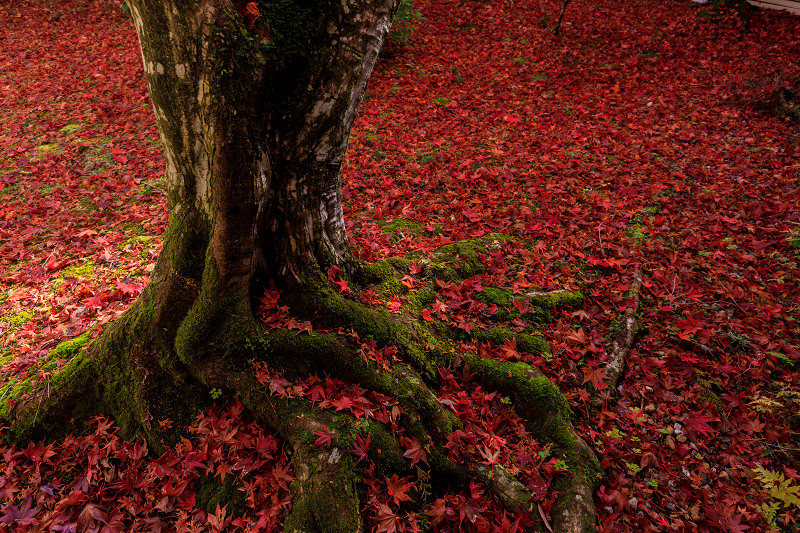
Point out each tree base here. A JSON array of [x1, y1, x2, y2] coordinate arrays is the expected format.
[[2, 234, 602, 533]]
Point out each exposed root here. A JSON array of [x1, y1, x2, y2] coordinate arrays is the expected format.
[[2, 235, 609, 533], [258, 328, 460, 445], [464, 355, 601, 533], [472, 464, 532, 512], [592, 267, 643, 409], [210, 361, 540, 531]]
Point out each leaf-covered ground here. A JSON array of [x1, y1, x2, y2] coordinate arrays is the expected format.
[[1, 0, 799, 531]]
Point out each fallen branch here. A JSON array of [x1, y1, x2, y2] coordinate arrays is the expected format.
[[593, 268, 643, 408], [553, 0, 572, 35]]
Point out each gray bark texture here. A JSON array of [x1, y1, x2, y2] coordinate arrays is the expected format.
[[127, 0, 398, 296]]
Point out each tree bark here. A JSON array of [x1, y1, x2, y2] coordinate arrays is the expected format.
[[128, 0, 396, 301]]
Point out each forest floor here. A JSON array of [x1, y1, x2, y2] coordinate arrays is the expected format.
[[0, 0, 799, 531]]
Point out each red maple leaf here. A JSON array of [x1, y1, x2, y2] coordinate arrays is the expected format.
[[330, 396, 355, 412], [683, 411, 719, 438], [374, 503, 400, 533], [385, 474, 415, 505], [243, 2, 260, 29], [334, 278, 351, 294], [350, 433, 370, 463], [313, 425, 337, 447], [401, 275, 418, 288], [582, 363, 607, 390], [400, 436, 428, 465], [424, 499, 454, 527]]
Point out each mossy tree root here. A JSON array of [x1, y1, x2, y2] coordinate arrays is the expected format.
[[205, 361, 543, 531], [2, 292, 206, 450], [464, 355, 602, 533], [3, 232, 604, 533], [224, 373, 368, 533]]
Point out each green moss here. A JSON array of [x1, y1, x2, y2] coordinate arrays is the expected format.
[[78, 197, 97, 214], [0, 348, 12, 367], [38, 333, 91, 374], [380, 275, 404, 296], [472, 327, 551, 358], [62, 260, 98, 279], [478, 286, 513, 308], [36, 143, 63, 156], [195, 472, 248, 517], [0, 308, 35, 332], [161, 214, 210, 277], [408, 283, 436, 311], [377, 217, 423, 238], [1, 339, 99, 444], [51, 260, 99, 289], [464, 355, 570, 425], [386, 256, 413, 273], [524, 290, 583, 325], [125, 223, 147, 236], [58, 123, 81, 133], [357, 259, 396, 285], [282, 440, 362, 533], [93, 306, 206, 449], [528, 290, 583, 309]]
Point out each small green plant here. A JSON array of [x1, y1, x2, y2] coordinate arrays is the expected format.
[[787, 223, 800, 249], [753, 466, 800, 528], [554, 459, 569, 471], [625, 462, 642, 474], [389, 0, 423, 44], [210, 388, 223, 400], [432, 96, 450, 107], [605, 428, 627, 439]]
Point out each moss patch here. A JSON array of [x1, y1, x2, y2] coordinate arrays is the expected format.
[[35, 143, 63, 156], [1, 334, 97, 444], [0, 308, 35, 333], [51, 260, 100, 288], [58, 123, 81, 133], [195, 472, 248, 517], [377, 217, 424, 240]]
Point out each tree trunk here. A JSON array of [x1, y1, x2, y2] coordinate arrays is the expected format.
[[131, 0, 394, 300], [4, 2, 603, 531]]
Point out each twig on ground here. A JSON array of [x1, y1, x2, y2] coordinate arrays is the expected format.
[[592, 267, 643, 408]]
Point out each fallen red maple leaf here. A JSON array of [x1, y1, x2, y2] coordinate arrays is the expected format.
[[350, 433, 370, 463], [313, 425, 337, 448], [385, 473, 415, 505]]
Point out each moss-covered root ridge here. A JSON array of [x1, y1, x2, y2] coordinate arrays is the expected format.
[[259, 328, 459, 444], [214, 367, 403, 533], [201, 360, 551, 532], [464, 354, 602, 533], [0, 334, 100, 445], [1, 293, 208, 451]]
